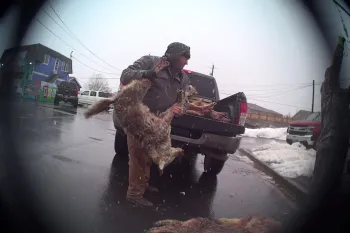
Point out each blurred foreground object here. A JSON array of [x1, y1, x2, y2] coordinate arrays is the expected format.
[[282, 36, 350, 233], [147, 216, 282, 233]]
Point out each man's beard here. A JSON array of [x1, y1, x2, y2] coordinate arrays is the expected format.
[[169, 64, 183, 73]]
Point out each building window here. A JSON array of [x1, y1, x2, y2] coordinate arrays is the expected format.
[[61, 61, 66, 71], [65, 63, 69, 72], [53, 58, 59, 72], [43, 54, 50, 65]]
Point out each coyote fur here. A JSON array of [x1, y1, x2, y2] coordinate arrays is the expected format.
[[84, 79, 197, 170]]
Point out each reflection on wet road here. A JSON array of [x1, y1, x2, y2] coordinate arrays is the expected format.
[[11, 102, 296, 233]]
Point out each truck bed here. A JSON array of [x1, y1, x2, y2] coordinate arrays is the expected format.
[[171, 92, 246, 137]]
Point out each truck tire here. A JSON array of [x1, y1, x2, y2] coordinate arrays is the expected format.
[[114, 130, 128, 157], [54, 98, 59, 106], [72, 101, 78, 109], [204, 155, 225, 175]]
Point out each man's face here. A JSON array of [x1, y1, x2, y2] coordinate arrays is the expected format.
[[171, 55, 189, 70]]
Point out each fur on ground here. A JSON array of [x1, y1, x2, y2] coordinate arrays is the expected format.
[[147, 216, 282, 233]]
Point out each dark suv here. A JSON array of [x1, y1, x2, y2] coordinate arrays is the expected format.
[[54, 81, 79, 108], [113, 70, 247, 175]]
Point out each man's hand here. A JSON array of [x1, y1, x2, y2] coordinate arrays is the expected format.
[[172, 104, 184, 116], [143, 57, 169, 79]]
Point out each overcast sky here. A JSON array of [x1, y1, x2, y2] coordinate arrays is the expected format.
[[2, 0, 350, 115]]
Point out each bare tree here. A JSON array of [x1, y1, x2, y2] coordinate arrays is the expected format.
[[84, 73, 111, 93]]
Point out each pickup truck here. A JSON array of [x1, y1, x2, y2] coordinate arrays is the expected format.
[[54, 81, 79, 108], [113, 69, 247, 175], [286, 111, 321, 149]]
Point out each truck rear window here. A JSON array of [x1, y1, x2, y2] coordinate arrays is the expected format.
[[59, 81, 77, 90], [188, 74, 218, 100]]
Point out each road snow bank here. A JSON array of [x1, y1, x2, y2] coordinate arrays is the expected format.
[[250, 141, 316, 178], [243, 127, 287, 140]]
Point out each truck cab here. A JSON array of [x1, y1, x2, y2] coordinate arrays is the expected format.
[[286, 112, 321, 149]]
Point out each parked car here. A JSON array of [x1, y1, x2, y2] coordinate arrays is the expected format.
[[78, 90, 112, 109], [286, 112, 321, 149], [54, 81, 79, 108], [112, 69, 247, 175]]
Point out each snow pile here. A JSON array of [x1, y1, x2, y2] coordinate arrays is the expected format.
[[243, 127, 287, 140], [250, 141, 316, 178]]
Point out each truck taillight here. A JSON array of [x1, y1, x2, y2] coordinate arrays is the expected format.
[[183, 69, 193, 74], [236, 101, 248, 126], [76, 89, 79, 95]]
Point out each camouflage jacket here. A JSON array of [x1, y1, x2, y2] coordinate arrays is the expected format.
[[120, 55, 190, 114]]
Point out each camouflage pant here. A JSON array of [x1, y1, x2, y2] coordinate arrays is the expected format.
[[126, 133, 152, 199]]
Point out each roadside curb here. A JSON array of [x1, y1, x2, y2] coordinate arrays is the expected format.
[[239, 148, 308, 200]]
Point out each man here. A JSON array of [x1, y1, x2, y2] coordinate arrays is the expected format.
[[119, 42, 191, 207]]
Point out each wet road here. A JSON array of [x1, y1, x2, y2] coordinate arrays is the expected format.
[[8, 101, 296, 233]]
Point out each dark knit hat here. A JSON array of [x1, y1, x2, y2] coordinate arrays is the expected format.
[[165, 42, 191, 59]]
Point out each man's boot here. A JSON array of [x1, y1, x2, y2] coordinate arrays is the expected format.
[[126, 197, 153, 207]]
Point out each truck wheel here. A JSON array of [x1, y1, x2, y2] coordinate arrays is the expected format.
[[114, 130, 128, 157], [204, 156, 225, 175]]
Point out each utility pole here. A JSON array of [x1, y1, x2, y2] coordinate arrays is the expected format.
[[70, 51, 73, 59], [210, 64, 215, 76], [312, 80, 315, 113]]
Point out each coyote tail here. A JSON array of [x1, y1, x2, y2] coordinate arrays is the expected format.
[[84, 95, 118, 119]]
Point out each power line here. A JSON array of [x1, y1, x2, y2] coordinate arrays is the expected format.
[[247, 98, 307, 109], [218, 84, 314, 97], [35, 18, 120, 76], [219, 84, 312, 98], [216, 80, 314, 89], [47, 0, 120, 72], [41, 8, 117, 73], [219, 91, 307, 108], [72, 56, 121, 76], [248, 84, 312, 98]]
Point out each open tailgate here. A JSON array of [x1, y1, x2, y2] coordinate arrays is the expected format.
[[171, 92, 247, 137]]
